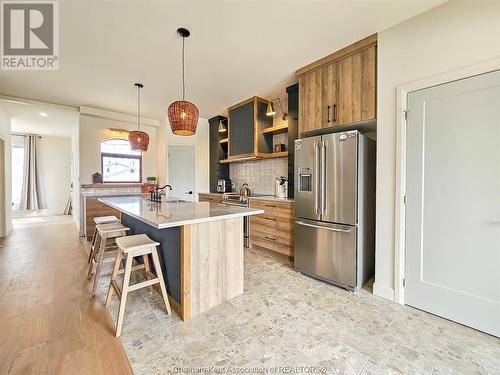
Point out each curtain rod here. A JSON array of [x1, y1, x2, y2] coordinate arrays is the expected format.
[[11, 132, 42, 138]]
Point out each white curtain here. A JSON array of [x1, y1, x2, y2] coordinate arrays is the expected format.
[[19, 135, 46, 210]]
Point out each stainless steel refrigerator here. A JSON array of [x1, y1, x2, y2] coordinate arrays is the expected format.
[[294, 130, 375, 291]]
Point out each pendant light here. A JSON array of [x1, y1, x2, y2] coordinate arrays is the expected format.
[[168, 28, 199, 136], [128, 83, 150, 151]]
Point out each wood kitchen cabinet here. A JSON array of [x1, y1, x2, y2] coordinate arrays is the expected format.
[[84, 197, 121, 240], [249, 198, 294, 257], [228, 96, 273, 159], [198, 193, 223, 204], [336, 46, 376, 125], [298, 34, 377, 136]]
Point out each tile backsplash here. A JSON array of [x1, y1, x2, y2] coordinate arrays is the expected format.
[[230, 158, 288, 195]]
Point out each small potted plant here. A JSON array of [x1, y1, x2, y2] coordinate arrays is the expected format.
[[143, 176, 158, 192]]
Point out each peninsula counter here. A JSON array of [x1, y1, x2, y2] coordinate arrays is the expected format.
[[98, 196, 263, 321]]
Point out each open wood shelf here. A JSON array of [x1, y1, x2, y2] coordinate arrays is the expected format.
[[262, 123, 289, 135], [220, 151, 288, 164], [256, 151, 288, 159], [220, 156, 257, 164]]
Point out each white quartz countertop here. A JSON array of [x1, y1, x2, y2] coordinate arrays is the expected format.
[[98, 196, 264, 229]]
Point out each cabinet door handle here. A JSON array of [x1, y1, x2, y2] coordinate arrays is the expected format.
[[264, 236, 276, 241], [264, 217, 276, 221], [333, 104, 337, 122], [327, 105, 331, 123]]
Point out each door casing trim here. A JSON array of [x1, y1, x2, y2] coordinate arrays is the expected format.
[[394, 57, 500, 304]]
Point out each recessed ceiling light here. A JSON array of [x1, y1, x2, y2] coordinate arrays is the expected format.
[[40, 112, 48, 117]]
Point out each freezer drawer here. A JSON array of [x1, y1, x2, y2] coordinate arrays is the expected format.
[[294, 219, 357, 288]]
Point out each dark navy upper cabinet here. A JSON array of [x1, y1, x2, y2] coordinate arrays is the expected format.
[[228, 97, 272, 158]]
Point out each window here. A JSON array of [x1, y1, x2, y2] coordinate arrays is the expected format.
[[101, 139, 141, 183], [11, 135, 25, 209]]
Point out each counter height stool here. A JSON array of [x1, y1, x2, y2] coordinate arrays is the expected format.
[[105, 234, 171, 337], [87, 215, 120, 264], [88, 222, 129, 296]]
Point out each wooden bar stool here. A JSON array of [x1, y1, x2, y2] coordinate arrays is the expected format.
[[105, 234, 171, 337], [88, 222, 129, 296], [87, 215, 120, 264]]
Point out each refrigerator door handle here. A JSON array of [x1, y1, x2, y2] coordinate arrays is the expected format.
[[295, 220, 352, 233], [314, 141, 321, 215], [321, 140, 327, 214]]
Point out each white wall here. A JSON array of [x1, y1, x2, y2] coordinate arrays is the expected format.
[[79, 114, 157, 184], [38, 136, 72, 215], [0, 104, 12, 236], [375, 0, 500, 300], [159, 116, 210, 200]]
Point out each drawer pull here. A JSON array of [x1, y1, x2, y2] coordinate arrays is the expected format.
[[264, 236, 276, 241], [265, 204, 276, 207], [264, 217, 276, 221]]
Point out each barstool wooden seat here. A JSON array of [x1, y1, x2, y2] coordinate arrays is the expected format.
[[105, 234, 171, 337], [87, 215, 120, 264], [87, 222, 129, 296]]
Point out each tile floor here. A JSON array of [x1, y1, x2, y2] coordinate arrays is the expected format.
[[100, 249, 500, 375]]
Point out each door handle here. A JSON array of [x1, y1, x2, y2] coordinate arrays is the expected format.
[[295, 220, 351, 233], [264, 235, 276, 241], [333, 104, 337, 122], [327, 105, 331, 123], [314, 141, 320, 215], [321, 141, 327, 214], [185, 191, 193, 194]]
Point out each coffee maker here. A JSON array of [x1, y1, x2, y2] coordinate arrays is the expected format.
[[217, 179, 232, 193], [275, 176, 288, 198]]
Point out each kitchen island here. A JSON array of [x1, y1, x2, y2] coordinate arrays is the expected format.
[[99, 196, 264, 321]]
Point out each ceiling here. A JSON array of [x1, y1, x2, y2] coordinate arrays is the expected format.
[[0, 0, 446, 120], [7, 101, 77, 137]]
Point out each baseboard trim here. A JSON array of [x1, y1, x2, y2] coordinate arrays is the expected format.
[[373, 282, 395, 301]]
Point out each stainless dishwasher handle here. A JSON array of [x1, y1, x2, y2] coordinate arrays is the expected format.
[[295, 220, 352, 233]]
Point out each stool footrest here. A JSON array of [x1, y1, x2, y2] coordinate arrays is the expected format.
[[128, 277, 159, 292], [117, 263, 145, 275]]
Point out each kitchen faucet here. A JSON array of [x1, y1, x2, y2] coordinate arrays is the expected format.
[[149, 184, 173, 202]]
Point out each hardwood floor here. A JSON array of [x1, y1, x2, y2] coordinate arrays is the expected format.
[[0, 221, 133, 375]]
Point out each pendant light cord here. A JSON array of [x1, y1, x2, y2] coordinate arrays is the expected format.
[[182, 36, 186, 101], [137, 84, 141, 131]]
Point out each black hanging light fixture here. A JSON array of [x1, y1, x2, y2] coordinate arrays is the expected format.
[[167, 27, 199, 136], [129, 83, 150, 151]]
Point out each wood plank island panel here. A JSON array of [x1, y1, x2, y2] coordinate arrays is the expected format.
[[189, 217, 244, 317]]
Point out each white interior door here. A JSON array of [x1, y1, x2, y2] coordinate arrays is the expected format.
[[405, 70, 500, 337], [168, 146, 194, 201]]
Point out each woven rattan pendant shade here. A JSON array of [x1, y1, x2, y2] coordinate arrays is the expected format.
[[168, 28, 199, 136], [128, 130, 149, 151], [129, 83, 149, 151], [167, 100, 199, 136]]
